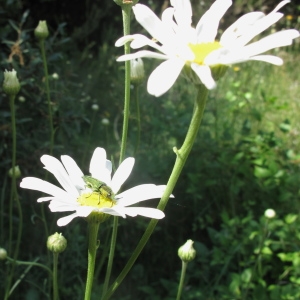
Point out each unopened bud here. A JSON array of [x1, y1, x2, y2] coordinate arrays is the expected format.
[[8, 165, 21, 179], [92, 104, 99, 111], [178, 239, 196, 263], [264, 209, 276, 219], [34, 21, 49, 40], [130, 58, 144, 85], [0, 248, 7, 260], [3, 69, 20, 96], [114, 0, 139, 6], [47, 232, 67, 253], [101, 118, 109, 126]]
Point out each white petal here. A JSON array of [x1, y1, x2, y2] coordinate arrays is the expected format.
[[191, 64, 216, 90], [220, 12, 265, 45], [76, 206, 95, 217], [61, 155, 85, 189], [171, 0, 192, 29], [37, 196, 54, 202], [116, 184, 170, 206], [111, 157, 134, 194], [242, 30, 300, 58], [41, 155, 79, 197], [57, 213, 78, 226], [122, 207, 165, 219], [20, 177, 74, 201], [101, 206, 126, 218], [147, 58, 185, 97], [133, 4, 176, 45], [249, 55, 283, 65], [49, 200, 78, 212], [196, 0, 232, 43], [117, 51, 169, 62], [89, 147, 112, 184]]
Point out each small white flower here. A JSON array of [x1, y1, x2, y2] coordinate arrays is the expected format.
[[20, 148, 168, 226], [115, 0, 299, 97]]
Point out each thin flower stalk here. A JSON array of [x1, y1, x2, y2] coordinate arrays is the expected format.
[[103, 84, 209, 299]]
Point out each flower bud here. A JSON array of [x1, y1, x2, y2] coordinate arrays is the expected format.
[[34, 21, 49, 40], [178, 239, 196, 263], [0, 248, 7, 260], [264, 209, 276, 219], [130, 58, 144, 85], [47, 232, 67, 253], [101, 118, 109, 126], [92, 104, 99, 111], [3, 69, 21, 96], [114, 0, 139, 6], [52, 73, 59, 80], [8, 165, 21, 179], [18, 96, 26, 102]]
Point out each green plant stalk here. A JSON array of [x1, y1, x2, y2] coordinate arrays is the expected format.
[[6, 256, 52, 274], [84, 222, 100, 300], [5, 95, 23, 300], [53, 253, 59, 300], [119, 3, 132, 164], [133, 85, 141, 156], [103, 84, 209, 299], [39, 39, 54, 156], [176, 261, 188, 300], [38, 38, 52, 252], [102, 4, 132, 297]]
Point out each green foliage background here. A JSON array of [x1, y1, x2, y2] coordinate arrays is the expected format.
[[1, 0, 300, 299]]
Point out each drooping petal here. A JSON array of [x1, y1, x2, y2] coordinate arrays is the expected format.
[[242, 29, 300, 58], [249, 55, 283, 65], [90, 147, 112, 184], [147, 58, 185, 97], [76, 206, 95, 217], [101, 206, 126, 218], [191, 64, 216, 90], [132, 4, 176, 46], [116, 184, 167, 206], [41, 155, 79, 197], [111, 157, 135, 194], [122, 207, 165, 219], [117, 51, 169, 62], [20, 177, 74, 201], [196, 0, 232, 43], [57, 213, 78, 226], [61, 155, 85, 190]]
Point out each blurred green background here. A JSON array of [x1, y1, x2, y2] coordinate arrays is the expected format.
[[1, 0, 300, 299]]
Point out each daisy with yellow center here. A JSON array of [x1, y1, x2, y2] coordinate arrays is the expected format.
[[115, 0, 299, 97], [20, 147, 167, 226]]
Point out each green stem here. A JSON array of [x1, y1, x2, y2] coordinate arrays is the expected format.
[[101, 217, 118, 297], [119, 3, 132, 164], [6, 256, 52, 274], [102, 4, 132, 296], [5, 94, 23, 300], [103, 85, 209, 299], [176, 261, 188, 300], [84, 222, 100, 300], [133, 85, 141, 156], [39, 39, 54, 156], [53, 253, 59, 300]]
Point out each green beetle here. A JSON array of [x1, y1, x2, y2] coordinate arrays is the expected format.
[[82, 175, 114, 200]]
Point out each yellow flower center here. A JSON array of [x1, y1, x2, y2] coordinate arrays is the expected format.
[[188, 42, 222, 65], [77, 192, 115, 209]]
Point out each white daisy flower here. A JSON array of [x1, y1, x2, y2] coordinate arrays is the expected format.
[[20, 148, 167, 226], [115, 0, 300, 97]]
